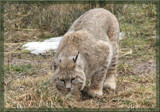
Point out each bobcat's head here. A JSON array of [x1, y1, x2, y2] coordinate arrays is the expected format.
[[52, 52, 86, 94]]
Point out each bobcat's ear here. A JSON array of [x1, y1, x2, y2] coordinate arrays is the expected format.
[[53, 59, 61, 70], [73, 52, 79, 63]]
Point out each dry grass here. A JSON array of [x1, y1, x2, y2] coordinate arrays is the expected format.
[[4, 3, 156, 109], [4, 53, 156, 108]]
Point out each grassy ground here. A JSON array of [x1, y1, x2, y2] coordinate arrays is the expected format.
[[4, 4, 156, 108]]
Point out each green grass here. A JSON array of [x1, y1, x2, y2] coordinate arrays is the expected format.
[[11, 64, 31, 72]]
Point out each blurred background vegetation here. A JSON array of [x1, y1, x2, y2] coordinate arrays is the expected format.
[[4, 3, 156, 43]]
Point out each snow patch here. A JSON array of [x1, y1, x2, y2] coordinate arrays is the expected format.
[[22, 32, 125, 55], [119, 32, 125, 40], [22, 36, 62, 55]]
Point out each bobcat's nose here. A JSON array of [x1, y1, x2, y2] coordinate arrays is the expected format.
[[66, 82, 71, 91], [67, 88, 71, 91]]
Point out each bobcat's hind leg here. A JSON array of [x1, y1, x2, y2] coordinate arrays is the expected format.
[[104, 45, 118, 90]]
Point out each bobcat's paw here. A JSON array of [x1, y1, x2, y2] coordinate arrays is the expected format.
[[103, 79, 116, 90], [87, 88, 103, 97]]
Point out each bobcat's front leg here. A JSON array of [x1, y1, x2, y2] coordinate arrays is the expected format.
[[88, 68, 107, 97], [87, 40, 113, 97]]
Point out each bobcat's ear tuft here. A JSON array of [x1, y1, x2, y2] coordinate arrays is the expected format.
[[73, 52, 79, 63]]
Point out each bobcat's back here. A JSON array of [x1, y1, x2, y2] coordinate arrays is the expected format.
[[69, 8, 119, 42]]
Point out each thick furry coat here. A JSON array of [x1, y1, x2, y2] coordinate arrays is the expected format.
[[53, 8, 119, 97]]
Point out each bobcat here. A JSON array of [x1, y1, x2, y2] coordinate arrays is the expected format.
[[52, 8, 119, 97]]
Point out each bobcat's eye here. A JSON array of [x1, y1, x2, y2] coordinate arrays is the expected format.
[[60, 79, 65, 83], [71, 78, 76, 82]]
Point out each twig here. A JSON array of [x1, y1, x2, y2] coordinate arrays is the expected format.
[[5, 43, 23, 55], [127, 69, 138, 75], [13, 28, 37, 31]]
